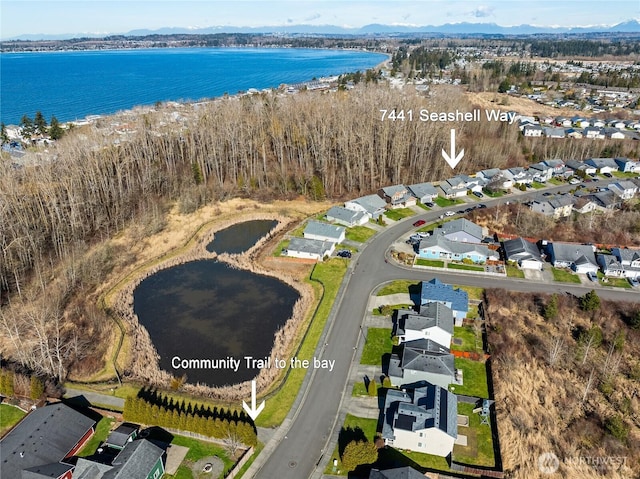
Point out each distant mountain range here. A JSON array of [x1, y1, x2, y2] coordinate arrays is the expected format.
[[8, 20, 640, 41]]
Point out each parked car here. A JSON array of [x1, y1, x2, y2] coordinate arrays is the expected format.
[[424, 202, 434, 208], [473, 191, 484, 198], [603, 172, 613, 178], [586, 271, 598, 282], [478, 204, 487, 209], [337, 250, 352, 258], [413, 219, 426, 227], [629, 277, 639, 288], [444, 210, 456, 216], [569, 177, 581, 185]]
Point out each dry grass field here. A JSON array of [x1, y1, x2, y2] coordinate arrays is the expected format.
[[485, 289, 640, 478]]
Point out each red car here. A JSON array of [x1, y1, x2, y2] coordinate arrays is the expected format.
[[413, 219, 426, 227]]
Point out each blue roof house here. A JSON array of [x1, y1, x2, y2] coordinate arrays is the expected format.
[[419, 279, 468, 326]]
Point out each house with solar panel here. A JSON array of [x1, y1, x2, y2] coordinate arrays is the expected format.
[[381, 385, 458, 457]]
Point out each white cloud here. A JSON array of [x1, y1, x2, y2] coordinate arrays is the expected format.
[[469, 5, 494, 18]]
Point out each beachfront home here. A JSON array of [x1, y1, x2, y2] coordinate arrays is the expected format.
[[381, 385, 458, 457]]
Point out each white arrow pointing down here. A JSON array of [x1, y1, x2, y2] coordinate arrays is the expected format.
[[442, 128, 464, 169], [242, 380, 265, 421]]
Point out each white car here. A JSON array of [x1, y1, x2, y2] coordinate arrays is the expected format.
[[444, 210, 456, 217], [569, 177, 581, 185]]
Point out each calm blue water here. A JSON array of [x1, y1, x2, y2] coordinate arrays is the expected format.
[[0, 48, 387, 124]]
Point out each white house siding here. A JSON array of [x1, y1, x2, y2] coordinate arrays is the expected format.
[[520, 259, 543, 271], [304, 231, 346, 244], [391, 428, 455, 458], [399, 328, 452, 349]]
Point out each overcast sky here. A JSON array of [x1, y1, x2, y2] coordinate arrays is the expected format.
[[2, 0, 639, 39]]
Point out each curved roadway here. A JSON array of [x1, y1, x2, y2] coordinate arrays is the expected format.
[[252, 181, 640, 479]]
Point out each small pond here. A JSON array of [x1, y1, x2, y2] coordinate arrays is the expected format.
[[133, 259, 299, 386], [206, 219, 278, 254]]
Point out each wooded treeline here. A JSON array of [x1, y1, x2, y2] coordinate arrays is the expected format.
[[1, 83, 639, 381]]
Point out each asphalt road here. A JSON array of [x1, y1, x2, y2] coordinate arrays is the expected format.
[[253, 180, 640, 479]]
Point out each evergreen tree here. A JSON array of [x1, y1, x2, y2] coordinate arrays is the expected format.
[[34, 111, 47, 136], [367, 378, 378, 397], [580, 290, 601, 312], [49, 116, 64, 140], [543, 293, 559, 321], [382, 376, 392, 389], [4, 371, 15, 398], [20, 114, 34, 139], [341, 440, 378, 471], [0, 123, 8, 145], [29, 376, 45, 400]]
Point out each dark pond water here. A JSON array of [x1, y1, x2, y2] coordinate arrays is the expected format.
[[206, 219, 278, 254], [133, 260, 299, 386]]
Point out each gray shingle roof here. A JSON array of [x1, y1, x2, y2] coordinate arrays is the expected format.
[[347, 194, 386, 214], [287, 237, 333, 257], [408, 182, 438, 200], [396, 303, 454, 336], [303, 220, 345, 241], [369, 466, 428, 479], [0, 403, 95, 479], [436, 218, 483, 242], [549, 242, 597, 266], [419, 235, 492, 258], [503, 238, 542, 262], [585, 157, 618, 169], [325, 206, 365, 225], [22, 463, 74, 479], [106, 439, 164, 479]]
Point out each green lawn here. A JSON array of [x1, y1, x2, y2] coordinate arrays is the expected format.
[[551, 267, 581, 284], [376, 280, 419, 296], [416, 202, 431, 211], [78, 416, 115, 456], [506, 265, 525, 278], [451, 358, 490, 398], [548, 178, 564, 185], [164, 435, 235, 479], [531, 181, 546, 189], [434, 197, 463, 207], [384, 208, 415, 221], [600, 277, 632, 288], [453, 325, 483, 353], [256, 258, 348, 427], [0, 404, 26, 436], [373, 304, 412, 316], [453, 403, 495, 467], [360, 328, 393, 365], [324, 414, 379, 475], [273, 239, 290, 257], [612, 171, 638, 179], [352, 382, 369, 396], [415, 259, 445, 268], [455, 285, 484, 301], [345, 226, 377, 243], [448, 263, 484, 272], [482, 189, 504, 198], [466, 304, 479, 319]]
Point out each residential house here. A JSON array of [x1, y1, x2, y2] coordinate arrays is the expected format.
[[420, 279, 468, 326], [369, 467, 432, 479], [381, 385, 457, 457], [572, 116, 590, 128], [303, 220, 346, 243], [585, 157, 619, 174], [408, 182, 439, 204], [503, 167, 535, 185], [522, 124, 543, 137], [529, 195, 574, 219], [597, 254, 625, 277], [528, 162, 553, 182], [555, 116, 572, 127], [417, 235, 497, 264], [545, 242, 599, 274], [586, 191, 622, 210], [543, 127, 566, 139], [395, 302, 454, 348], [608, 119, 627, 129], [285, 237, 335, 261], [73, 438, 165, 479], [615, 157, 640, 173], [438, 177, 469, 199], [502, 237, 544, 270], [604, 128, 626, 140], [608, 180, 638, 200], [476, 168, 501, 181], [0, 403, 95, 479], [325, 206, 368, 227], [572, 197, 598, 214], [388, 339, 457, 390], [583, 127, 605, 139], [543, 159, 565, 175], [378, 185, 417, 209], [565, 128, 584, 139], [592, 119, 606, 128], [611, 248, 640, 278], [104, 424, 138, 450], [435, 218, 485, 243], [344, 194, 387, 220]]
